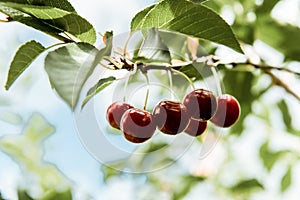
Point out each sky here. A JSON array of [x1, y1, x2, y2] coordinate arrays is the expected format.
[[0, 0, 300, 199], [0, 0, 153, 199]]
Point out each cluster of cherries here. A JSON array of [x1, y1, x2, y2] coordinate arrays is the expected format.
[[106, 89, 241, 143]]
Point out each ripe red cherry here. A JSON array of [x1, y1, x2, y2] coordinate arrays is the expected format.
[[183, 89, 217, 120], [210, 94, 241, 128], [185, 118, 208, 137], [153, 100, 190, 135], [120, 108, 156, 143], [106, 102, 133, 129]]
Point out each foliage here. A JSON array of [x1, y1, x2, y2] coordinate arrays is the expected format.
[[0, 114, 73, 199], [1, 0, 300, 199], [1, 0, 243, 109], [5, 40, 45, 90], [131, 0, 242, 53]]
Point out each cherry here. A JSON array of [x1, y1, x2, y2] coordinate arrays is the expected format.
[[183, 88, 217, 120], [210, 94, 241, 128], [106, 102, 133, 129], [120, 108, 156, 143], [153, 100, 190, 135], [185, 118, 208, 137]]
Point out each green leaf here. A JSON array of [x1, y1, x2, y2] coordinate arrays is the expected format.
[[0, 2, 96, 44], [277, 100, 292, 131], [0, 111, 23, 125], [101, 30, 114, 55], [232, 22, 255, 44], [178, 62, 211, 81], [189, 0, 208, 3], [143, 142, 168, 153], [231, 179, 264, 192], [5, 40, 46, 90], [18, 190, 34, 200], [135, 28, 171, 64], [0, 114, 55, 156], [158, 30, 196, 60], [259, 141, 285, 172], [45, 35, 112, 110], [255, 0, 280, 15], [45, 43, 102, 109], [256, 19, 300, 61], [173, 175, 205, 199], [101, 164, 123, 183], [1, 0, 76, 12], [0, 192, 5, 200], [130, 4, 155, 31], [0, 114, 71, 194], [281, 167, 292, 193], [131, 0, 243, 53], [42, 189, 72, 200], [82, 76, 116, 108], [0, 5, 67, 41]]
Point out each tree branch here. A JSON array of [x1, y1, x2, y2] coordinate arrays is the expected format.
[[263, 69, 300, 101], [228, 61, 300, 101], [231, 61, 300, 76], [0, 17, 12, 22], [0, 12, 12, 22]]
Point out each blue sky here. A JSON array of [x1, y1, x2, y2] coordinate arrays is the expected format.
[[1, 0, 300, 199], [0, 0, 154, 198]]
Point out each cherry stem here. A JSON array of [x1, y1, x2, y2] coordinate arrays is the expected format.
[[143, 72, 150, 110], [170, 68, 196, 90], [45, 42, 66, 51], [98, 61, 116, 70], [123, 31, 133, 57], [167, 69, 175, 100], [122, 73, 131, 102]]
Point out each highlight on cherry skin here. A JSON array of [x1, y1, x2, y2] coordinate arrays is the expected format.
[[184, 118, 208, 137], [210, 94, 241, 128], [183, 88, 217, 121], [120, 108, 156, 143], [152, 100, 190, 135], [106, 102, 133, 129]]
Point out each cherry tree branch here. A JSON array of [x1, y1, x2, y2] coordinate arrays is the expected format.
[[0, 12, 12, 22], [103, 55, 300, 101], [263, 69, 300, 101], [231, 61, 300, 76], [228, 61, 300, 101]]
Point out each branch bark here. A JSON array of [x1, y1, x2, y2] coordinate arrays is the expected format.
[[228, 61, 300, 101]]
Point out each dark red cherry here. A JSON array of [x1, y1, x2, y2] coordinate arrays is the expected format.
[[185, 118, 207, 137], [120, 108, 156, 143], [106, 102, 133, 129], [183, 89, 217, 120], [210, 94, 241, 128], [153, 100, 190, 135]]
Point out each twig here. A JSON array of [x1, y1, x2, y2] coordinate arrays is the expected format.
[[263, 69, 300, 101], [0, 19, 10, 22], [123, 31, 133, 56], [167, 69, 174, 100], [171, 68, 196, 90], [143, 72, 150, 110], [231, 61, 300, 76], [228, 61, 300, 101], [0, 12, 12, 22]]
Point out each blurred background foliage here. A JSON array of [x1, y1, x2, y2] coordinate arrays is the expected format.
[[1, 0, 300, 199]]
